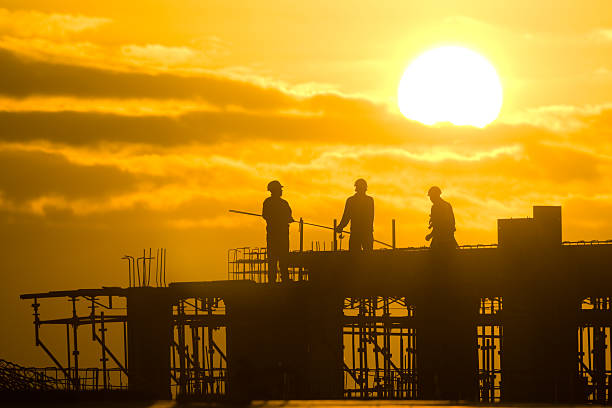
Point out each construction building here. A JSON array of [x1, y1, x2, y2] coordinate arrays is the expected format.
[[7, 206, 612, 403]]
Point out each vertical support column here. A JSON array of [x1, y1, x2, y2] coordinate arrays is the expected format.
[[66, 323, 71, 382], [207, 298, 215, 395], [100, 311, 108, 390], [177, 300, 187, 396], [392, 219, 396, 250], [226, 284, 344, 400], [127, 288, 173, 399], [501, 246, 579, 403], [299, 218, 304, 281], [192, 300, 201, 395], [71, 297, 80, 391], [333, 219, 338, 251], [416, 252, 478, 400], [123, 321, 128, 372]]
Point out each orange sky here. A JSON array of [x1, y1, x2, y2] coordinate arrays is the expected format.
[[3, 1, 612, 364]]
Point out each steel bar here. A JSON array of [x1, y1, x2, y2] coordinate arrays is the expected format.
[[100, 312, 108, 390], [71, 297, 80, 390]]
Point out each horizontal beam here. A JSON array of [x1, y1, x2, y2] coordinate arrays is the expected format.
[[21, 287, 127, 300], [38, 315, 128, 325]]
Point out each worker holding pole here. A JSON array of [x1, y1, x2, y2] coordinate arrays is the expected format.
[[335, 178, 374, 251], [262, 180, 294, 283]]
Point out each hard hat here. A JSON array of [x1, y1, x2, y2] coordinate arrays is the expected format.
[[267, 180, 283, 191], [428, 186, 442, 197], [354, 178, 368, 189]]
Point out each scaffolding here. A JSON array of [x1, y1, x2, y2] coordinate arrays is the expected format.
[[171, 296, 227, 399], [20, 289, 129, 392], [227, 247, 307, 282], [477, 296, 503, 402], [342, 296, 417, 399], [19, 289, 229, 400], [579, 296, 612, 403]]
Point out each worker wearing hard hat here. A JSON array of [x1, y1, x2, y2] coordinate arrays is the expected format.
[[335, 178, 374, 251], [262, 180, 294, 283], [425, 186, 458, 249]]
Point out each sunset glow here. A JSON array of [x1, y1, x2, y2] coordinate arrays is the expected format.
[[3, 1, 612, 368]]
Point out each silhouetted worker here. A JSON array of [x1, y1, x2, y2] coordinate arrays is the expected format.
[[262, 180, 294, 283], [335, 178, 374, 251], [425, 186, 458, 249]]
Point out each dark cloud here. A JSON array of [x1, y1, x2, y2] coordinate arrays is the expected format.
[[523, 142, 607, 182], [0, 110, 417, 146], [0, 149, 156, 201], [0, 49, 295, 109], [0, 107, 565, 148], [0, 49, 393, 118]]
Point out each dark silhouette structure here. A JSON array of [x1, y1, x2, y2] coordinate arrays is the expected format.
[[262, 180, 294, 283], [15, 205, 612, 404], [335, 178, 374, 251], [425, 186, 457, 249]]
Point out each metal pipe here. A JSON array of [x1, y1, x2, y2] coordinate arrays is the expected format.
[[163, 248, 167, 287], [100, 312, 108, 390], [156, 248, 160, 287], [299, 218, 304, 281], [207, 297, 215, 395], [333, 219, 338, 251], [148, 248, 152, 286], [392, 219, 396, 249], [123, 320, 128, 372], [71, 297, 80, 391], [66, 323, 71, 379]]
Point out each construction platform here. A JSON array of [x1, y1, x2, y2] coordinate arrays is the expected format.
[[13, 206, 612, 403]]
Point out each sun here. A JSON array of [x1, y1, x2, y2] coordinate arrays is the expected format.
[[398, 46, 503, 128]]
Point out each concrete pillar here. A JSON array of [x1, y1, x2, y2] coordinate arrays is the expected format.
[[416, 251, 479, 400], [127, 288, 173, 399], [225, 284, 343, 401]]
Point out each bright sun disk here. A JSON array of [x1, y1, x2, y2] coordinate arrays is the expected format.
[[398, 46, 503, 128]]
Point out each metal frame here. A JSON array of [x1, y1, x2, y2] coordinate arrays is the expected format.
[[477, 296, 503, 402], [342, 296, 417, 399], [20, 289, 128, 391], [171, 296, 227, 399], [227, 247, 307, 283], [579, 296, 612, 403]]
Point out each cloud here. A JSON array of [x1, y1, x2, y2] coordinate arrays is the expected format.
[[592, 28, 612, 42], [0, 36, 105, 67], [502, 103, 612, 131], [0, 108, 410, 146], [0, 96, 220, 116], [120, 44, 210, 69], [0, 49, 298, 108], [0, 148, 154, 203], [0, 8, 110, 38]]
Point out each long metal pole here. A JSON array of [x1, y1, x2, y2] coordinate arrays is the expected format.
[[71, 297, 80, 391], [178, 301, 187, 396], [163, 248, 167, 287], [392, 219, 396, 249], [123, 320, 128, 371], [333, 219, 338, 251], [299, 218, 304, 281], [100, 311, 108, 390], [207, 298, 215, 395], [192, 306, 201, 395], [66, 323, 71, 381]]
